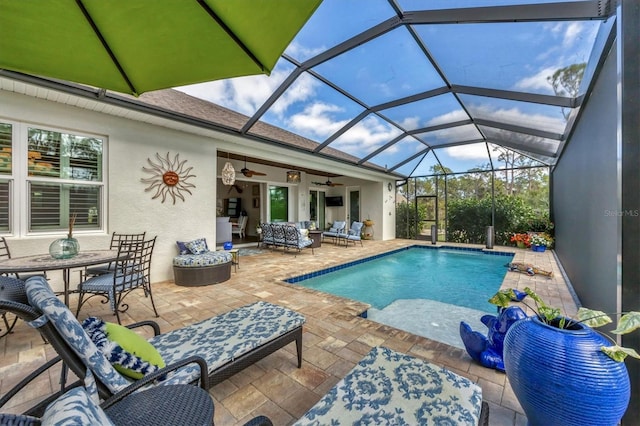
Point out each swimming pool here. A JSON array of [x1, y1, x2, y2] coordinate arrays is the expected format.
[[285, 245, 514, 349], [285, 246, 513, 312]]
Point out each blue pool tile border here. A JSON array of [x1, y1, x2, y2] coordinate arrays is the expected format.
[[284, 245, 515, 284]]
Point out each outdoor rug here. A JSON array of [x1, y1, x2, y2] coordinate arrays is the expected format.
[[238, 248, 267, 257]]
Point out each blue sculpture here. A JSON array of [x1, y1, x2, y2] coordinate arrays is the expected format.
[[460, 305, 528, 372]]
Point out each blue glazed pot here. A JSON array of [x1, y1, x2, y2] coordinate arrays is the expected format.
[[223, 241, 233, 250], [504, 316, 630, 426], [531, 244, 546, 252]]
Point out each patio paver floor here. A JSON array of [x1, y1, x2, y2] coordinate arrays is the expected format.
[[0, 239, 573, 426]]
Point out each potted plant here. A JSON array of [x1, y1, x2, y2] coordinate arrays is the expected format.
[[490, 287, 639, 426], [529, 233, 553, 251], [510, 233, 530, 249]]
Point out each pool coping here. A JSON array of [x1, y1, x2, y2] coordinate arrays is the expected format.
[[283, 244, 515, 284]]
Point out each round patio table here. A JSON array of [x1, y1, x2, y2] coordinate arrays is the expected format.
[[0, 250, 119, 306]]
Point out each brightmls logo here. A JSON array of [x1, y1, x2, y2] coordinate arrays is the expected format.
[[604, 210, 639, 217]]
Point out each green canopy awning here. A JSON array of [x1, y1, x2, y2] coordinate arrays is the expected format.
[[0, 0, 321, 95]]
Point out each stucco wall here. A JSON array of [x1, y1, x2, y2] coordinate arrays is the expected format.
[[1, 88, 393, 291], [552, 43, 618, 312], [1, 90, 219, 290]]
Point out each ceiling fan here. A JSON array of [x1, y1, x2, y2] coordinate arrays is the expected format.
[[312, 177, 343, 187], [240, 157, 266, 178]]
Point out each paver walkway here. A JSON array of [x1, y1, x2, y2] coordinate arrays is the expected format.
[[0, 239, 573, 425]]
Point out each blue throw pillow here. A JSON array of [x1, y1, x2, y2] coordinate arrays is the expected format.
[[176, 241, 189, 255]]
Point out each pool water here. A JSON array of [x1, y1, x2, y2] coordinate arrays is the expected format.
[[285, 246, 514, 349], [287, 246, 513, 313]]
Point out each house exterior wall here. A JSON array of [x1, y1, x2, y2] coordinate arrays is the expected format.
[[552, 43, 618, 313], [1, 89, 392, 291]]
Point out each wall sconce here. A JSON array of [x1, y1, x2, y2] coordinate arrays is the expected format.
[[286, 170, 301, 183]]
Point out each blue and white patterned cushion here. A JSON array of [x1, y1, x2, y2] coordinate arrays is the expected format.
[[176, 240, 190, 255], [149, 301, 306, 386], [173, 251, 232, 267], [185, 238, 208, 255], [40, 387, 115, 426], [25, 277, 132, 394], [294, 346, 483, 426], [25, 277, 305, 393], [77, 271, 144, 311]]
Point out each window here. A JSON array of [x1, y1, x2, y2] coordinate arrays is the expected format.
[[1, 120, 105, 235], [0, 123, 11, 232]]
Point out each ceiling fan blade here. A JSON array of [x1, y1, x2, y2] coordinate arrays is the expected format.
[[251, 171, 267, 176]]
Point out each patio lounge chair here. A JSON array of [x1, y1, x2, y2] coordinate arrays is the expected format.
[[3, 276, 305, 403]]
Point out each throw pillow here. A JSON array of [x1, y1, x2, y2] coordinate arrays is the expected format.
[[185, 238, 208, 255], [176, 241, 190, 255], [82, 316, 165, 380]]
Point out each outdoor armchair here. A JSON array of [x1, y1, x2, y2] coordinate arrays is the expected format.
[[341, 221, 364, 247], [322, 221, 346, 244]]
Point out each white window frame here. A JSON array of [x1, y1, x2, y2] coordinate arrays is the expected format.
[[1, 119, 107, 237]]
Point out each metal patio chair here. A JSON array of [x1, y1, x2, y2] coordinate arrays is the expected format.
[[76, 237, 158, 324], [81, 231, 146, 280]]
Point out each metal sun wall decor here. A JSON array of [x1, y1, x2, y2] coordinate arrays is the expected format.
[[141, 152, 196, 204]]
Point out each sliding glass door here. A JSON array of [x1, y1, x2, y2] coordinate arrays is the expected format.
[[269, 186, 288, 222]]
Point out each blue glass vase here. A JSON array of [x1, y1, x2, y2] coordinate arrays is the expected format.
[[223, 241, 233, 250], [49, 237, 80, 259], [504, 316, 630, 426]]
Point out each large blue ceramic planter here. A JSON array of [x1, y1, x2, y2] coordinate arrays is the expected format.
[[504, 316, 630, 426]]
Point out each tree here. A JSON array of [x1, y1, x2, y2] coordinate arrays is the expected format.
[[547, 62, 586, 119]]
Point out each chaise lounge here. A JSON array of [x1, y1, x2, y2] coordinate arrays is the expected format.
[[3, 277, 305, 405]]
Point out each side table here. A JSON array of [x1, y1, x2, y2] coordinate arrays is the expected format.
[[229, 248, 239, 272], [104, 384, 214, 426], [308, 230, 322, 248]]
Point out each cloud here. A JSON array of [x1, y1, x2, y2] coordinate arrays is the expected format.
[[516, 21, 595, 93], [176, 68, 292, 116], [329, 116, 402, 154], [284, 41, 327, 62], [270, 73, 320, 117], [426, 109, 469, 127], [468, 103, 566, 133], [514, 66, 558, 93], [287, 102, 350, 139], [444, 143, 488, 160]]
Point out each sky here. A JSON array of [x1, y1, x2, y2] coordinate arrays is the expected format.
[[177, 0, 602, 176]]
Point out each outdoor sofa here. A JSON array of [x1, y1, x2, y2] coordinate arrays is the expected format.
[[0, 276, 305, 414], [259, 223, 314, 254]]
